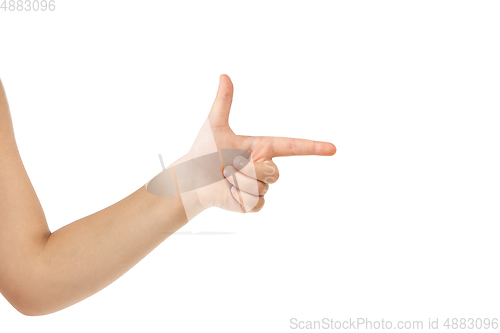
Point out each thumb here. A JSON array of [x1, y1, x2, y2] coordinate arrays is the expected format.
[[208, 74, 233, 127]]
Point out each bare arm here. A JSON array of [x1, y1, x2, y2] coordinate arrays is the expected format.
[[0, 79, 189, 316], [0, 75, 335, 316]]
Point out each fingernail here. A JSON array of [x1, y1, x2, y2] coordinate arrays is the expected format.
[[234, 156, 246, 168], [231, 186, 236, 194], [223, 168, 230, 177]]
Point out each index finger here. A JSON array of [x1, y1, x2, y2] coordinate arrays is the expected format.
[[266, 137, 336, 157]]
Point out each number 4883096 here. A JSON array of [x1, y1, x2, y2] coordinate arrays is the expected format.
[[1, 0, 56, 11]]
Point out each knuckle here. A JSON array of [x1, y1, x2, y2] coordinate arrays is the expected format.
[[289, 140, 298, 156], [265, 171, 279, 184], [260, 183, 269, 194], [251, 197, 265, 212], [273, 170, 280, 182], [257, 197, 265, 211], [262, 161, 279, 184]]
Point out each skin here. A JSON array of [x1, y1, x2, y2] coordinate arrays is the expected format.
[[0, 75, 336, 316]]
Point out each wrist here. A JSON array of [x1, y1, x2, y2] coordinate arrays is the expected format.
[[178, 189, 210, 221], [193, 187, 213, 212], [150, 152, 216, 220]]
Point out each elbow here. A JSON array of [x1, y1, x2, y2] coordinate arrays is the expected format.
[[2, 284, 56, 316], [11, 298, 60, 317], [14, 306, 44, 317], [8, 295, 52, 317]]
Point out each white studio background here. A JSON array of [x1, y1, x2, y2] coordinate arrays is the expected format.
[[1, 1, 499, 332]]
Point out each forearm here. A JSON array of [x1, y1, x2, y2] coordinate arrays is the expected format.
[[1, 77, 202, 315], [1, 78, 200, 315], [14, 185, 189, 316]]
